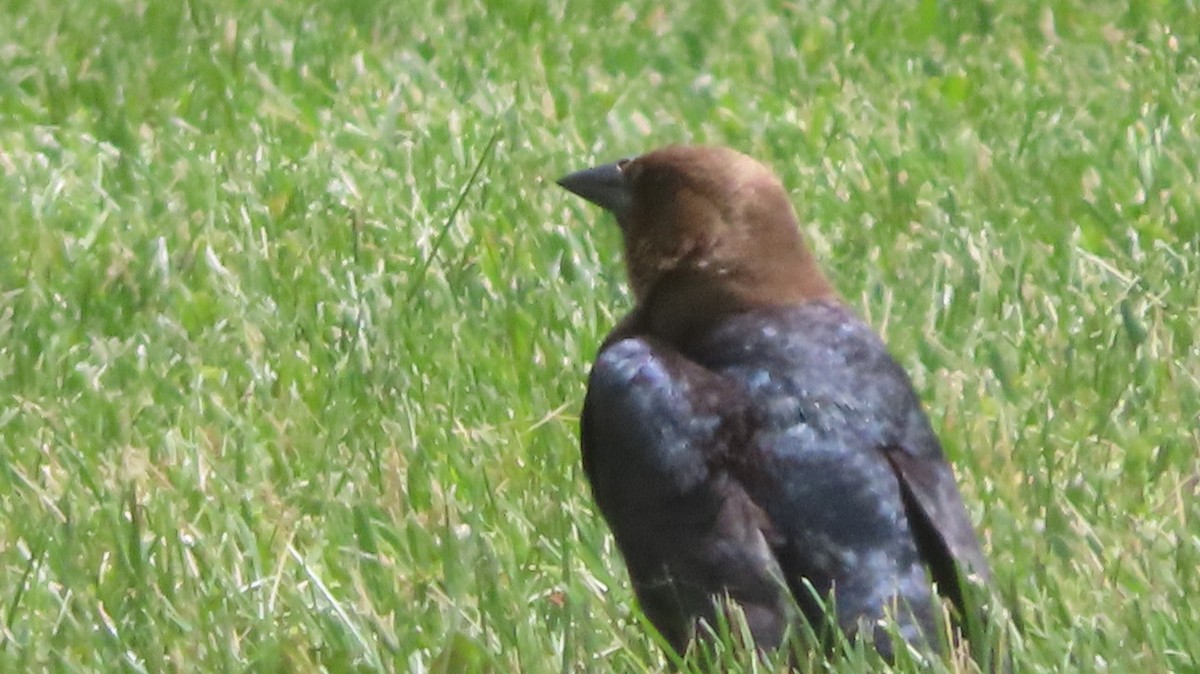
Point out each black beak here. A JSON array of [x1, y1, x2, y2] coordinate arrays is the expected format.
[[556, 161, 631, 217]]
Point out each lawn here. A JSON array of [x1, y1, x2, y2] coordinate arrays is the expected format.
[[1, 0, 1198, 671]]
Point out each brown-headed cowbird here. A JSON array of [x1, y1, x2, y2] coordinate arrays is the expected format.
[[557, 146, 992, 659]]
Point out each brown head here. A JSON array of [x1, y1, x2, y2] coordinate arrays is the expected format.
[[558, 145, 836, 341]]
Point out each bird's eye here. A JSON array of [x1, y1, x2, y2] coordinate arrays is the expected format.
[[616, 158, 641, 181]]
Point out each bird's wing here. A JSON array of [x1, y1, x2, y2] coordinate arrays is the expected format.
[[581, 336, 791, 652], [693, 302, 990, 637], [882, 441, 992, 584]]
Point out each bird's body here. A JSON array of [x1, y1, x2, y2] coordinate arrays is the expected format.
[[559, 146, 991, 658]]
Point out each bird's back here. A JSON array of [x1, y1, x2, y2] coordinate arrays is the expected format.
[[688, 301, 989, 654]]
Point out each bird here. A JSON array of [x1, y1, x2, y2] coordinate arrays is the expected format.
[[556, 145, 993, 661]]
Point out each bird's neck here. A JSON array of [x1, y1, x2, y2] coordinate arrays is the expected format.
[[631, 259, 837, 348]]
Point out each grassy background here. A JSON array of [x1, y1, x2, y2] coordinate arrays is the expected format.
[[1, 0, 1198, 671]]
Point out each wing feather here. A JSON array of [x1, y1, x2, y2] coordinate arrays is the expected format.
[[581, 337, 790, 654]]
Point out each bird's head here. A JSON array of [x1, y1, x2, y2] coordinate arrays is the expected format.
[[558, 146, 835, 338]]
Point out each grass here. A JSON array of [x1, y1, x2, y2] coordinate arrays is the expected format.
[[1, 0, 1198, 671]]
